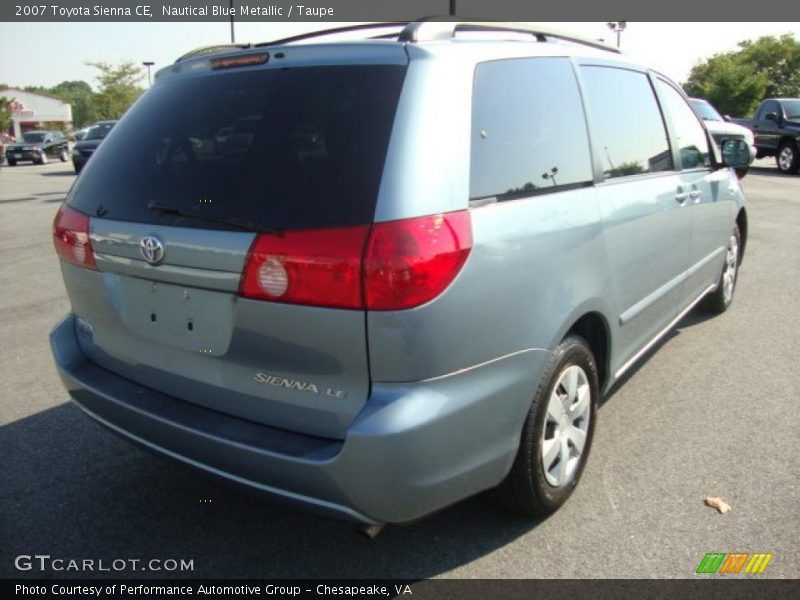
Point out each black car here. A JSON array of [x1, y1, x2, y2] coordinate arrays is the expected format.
[[72, 121, 117, 173], [732, 98, 800, 174], [5, 130, 69, 165]]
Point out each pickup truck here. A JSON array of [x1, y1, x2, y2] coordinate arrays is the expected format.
[[732, 98, 800, 174]]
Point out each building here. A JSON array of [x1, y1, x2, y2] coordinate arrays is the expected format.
[[1, 88, 72, 139]]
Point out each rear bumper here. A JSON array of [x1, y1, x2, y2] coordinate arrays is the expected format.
[[6, 149, 42, 161], [50, 314, 548, 524]]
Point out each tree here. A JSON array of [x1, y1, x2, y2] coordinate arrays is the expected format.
[[0, 95, 13, 134], [684, 54, 768, 117], [605, 161, 645, 178], [86, 61, 145, 120], [22, 81, 98, 128], [737, 34, 800, 98], [50, 80, 97, 127], [684, 34, 800, 117]]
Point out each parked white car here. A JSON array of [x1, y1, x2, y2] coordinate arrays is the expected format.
[[690, 98, 756, 177]]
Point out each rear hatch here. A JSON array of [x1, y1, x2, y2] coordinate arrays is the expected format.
[[59, 49, 408, 439]]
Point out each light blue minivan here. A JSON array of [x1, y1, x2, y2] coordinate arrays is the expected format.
[[50, 21, 751, 530]]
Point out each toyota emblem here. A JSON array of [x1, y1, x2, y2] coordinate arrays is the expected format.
[[140, 235, 165, 265]]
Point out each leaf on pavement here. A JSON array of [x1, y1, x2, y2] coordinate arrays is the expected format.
[[705, 496, 732, 514]]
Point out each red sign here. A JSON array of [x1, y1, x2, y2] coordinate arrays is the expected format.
[[10, 100, 34, 116]]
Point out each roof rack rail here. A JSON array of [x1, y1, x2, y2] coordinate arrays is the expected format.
[[181, 20, 618, 60], [175, 43, 253, 63], [398, 20, 620, 54], [254, 23, 407, 47]]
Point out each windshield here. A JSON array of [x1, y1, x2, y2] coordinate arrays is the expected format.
[[67, 64, 407, 232], [784, 100, 800, 119], [86, 123, 114, 140], [22, 132, 46, 143], [690, 99, 723, 121]]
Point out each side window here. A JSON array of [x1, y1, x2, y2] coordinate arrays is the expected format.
[[470, 58, 593, 200], [580, 66, 673, 179], [655, 79, 711, 170], [760, 100, 779, 120]]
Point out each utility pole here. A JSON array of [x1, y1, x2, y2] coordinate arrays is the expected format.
[[450, 0, 456, 16], [142, 61, 155, 87]]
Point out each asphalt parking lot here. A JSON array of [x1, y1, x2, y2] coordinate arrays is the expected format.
[[0, 159, 798, 579]]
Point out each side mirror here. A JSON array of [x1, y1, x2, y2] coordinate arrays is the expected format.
[[720, 139, 753, 168], [723, 114, 731, 122], [765, 112, 779, 123]]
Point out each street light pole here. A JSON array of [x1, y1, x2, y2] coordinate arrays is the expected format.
[[230, 0, 235, 43], [142, 61, 155, 87], [606, 22, 627, 48]]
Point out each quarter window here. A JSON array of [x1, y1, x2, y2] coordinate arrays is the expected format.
[[580, 66, 673, 179], [470, 58, 593, 200], [655, 79, 711, 170]]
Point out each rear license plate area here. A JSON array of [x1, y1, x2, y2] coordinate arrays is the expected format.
[[117, 276, 234, 355]]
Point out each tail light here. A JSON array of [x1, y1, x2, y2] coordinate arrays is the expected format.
[[363, 211, 472, 310], [239, 225, 369, 309], [53, 205, 97, 270], [239, 210, 472, 310]]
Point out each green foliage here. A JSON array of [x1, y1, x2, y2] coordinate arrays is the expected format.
[[21, 82, 97, 128], [85, 61, 145, 120], [738, 34, 800, 98], [3, 61, 145, 129], [605, 161, 645, 178], [502, 181, 538, 198], [0, 96, 12, 133], [51, 80, 97, 127], [683, 55, 768, 117], [684, 34, 800, 117]]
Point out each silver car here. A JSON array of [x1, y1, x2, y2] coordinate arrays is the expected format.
[[50, 21, 752, 528]]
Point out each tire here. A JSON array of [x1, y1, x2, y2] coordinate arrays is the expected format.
[[701, 224, 741, 315], [38, 152, 48, 165], [60, 149, 68, 162], [776, 140, 800, 174], [7, 159, 16, 166], [495, 335, 598, 517]]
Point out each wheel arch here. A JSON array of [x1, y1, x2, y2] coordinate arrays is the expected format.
[[736, 207, 748, 266], [563, 311, 611, 393]]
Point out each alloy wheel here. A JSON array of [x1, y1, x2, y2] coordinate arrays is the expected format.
[[778, 146, 795, 172]]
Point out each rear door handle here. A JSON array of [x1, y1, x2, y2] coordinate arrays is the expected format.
[[689, 190, 702, 202]]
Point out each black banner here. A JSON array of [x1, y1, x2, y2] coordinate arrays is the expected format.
[[4, 579, 800, 600], [3, 0, 800, 22]]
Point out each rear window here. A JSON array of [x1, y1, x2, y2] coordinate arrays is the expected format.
[[67, 64, 406, 231], [85, 123, 115, 140], [23, 133, 46, 143]]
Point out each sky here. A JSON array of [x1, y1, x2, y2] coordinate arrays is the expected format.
[[1, 21, 799, 90]]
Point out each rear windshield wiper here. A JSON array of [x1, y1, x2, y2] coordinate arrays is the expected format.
[[147, 201, 281, 235]]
